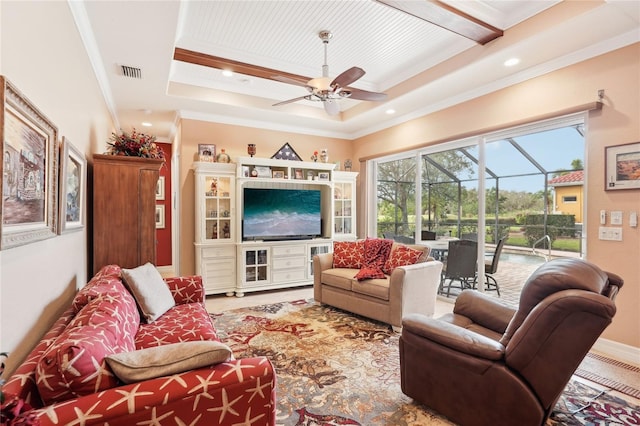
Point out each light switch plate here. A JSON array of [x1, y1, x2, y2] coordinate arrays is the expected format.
[[610, 211, 623, 225]]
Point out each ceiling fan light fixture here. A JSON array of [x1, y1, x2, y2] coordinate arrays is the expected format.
[[308, 76, 331, 92], [324, 99, 340, 116], [272, 30, 387, 113]]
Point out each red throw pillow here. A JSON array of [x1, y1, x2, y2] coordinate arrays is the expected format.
[[37, 290, 140, 405], [332, 240, 364, 269], [354, 238, 393, 281], [383, 245, 426, 274]]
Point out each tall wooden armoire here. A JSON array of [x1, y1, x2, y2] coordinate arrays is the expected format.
[[92, 154, 163, 274]]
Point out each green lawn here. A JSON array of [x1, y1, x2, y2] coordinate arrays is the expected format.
[[505, 233, 580, 253]]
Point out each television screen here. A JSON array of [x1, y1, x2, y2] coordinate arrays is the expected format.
[[243, 188, 322, 241]]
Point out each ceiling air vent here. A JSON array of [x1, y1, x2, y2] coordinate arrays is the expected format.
[[120, 65, 142, 79]]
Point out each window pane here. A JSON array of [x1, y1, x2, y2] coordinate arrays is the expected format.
[[377, 157, 416, 239]]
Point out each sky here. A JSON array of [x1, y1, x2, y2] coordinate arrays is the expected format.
[[461, 125, 584, 193]]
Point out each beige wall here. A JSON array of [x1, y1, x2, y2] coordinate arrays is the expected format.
[[177, 120, 352, 276], [1, 1, 114, 376], [352, 44, 640, 348]]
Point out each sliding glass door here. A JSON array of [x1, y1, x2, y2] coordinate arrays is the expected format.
[[370, 114, 586, 257]]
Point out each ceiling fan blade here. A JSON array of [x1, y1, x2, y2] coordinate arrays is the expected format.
[[344, 88, 388, 102], [330, 67, 365, 90], [324, 99, 340, 116], [273, 95, 309, 106], [272, 75, 311, 88]]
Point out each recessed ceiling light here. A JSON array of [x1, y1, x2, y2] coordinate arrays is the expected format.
[[141, 122, 152, 127], [222, 70, 234, 77], [504, 58, 520, 67], [386, 109, 396, 115]]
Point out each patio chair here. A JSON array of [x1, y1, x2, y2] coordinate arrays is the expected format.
[[439, 239, 477, 297], [461, 232, 478, 241], [421, 230, 436, 240], [478, 237, 506, 295], [393, 235, 415, 244]]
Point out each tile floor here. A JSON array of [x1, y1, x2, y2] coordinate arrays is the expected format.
[[206, 255, 543, 314]]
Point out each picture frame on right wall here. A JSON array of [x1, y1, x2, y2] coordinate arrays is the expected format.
[[605, 141, 640, 190]]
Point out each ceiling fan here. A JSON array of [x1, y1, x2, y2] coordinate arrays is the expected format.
[[272, 30, 387, 116]]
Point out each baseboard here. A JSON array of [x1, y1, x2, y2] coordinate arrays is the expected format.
[[592, 337, 640, 366]]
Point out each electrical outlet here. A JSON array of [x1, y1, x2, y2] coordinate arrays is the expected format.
[[599, 227, 623, 241]]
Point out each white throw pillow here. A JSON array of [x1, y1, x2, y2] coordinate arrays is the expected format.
[[105, 341, 232, 384], [121, 262, 175, 322]]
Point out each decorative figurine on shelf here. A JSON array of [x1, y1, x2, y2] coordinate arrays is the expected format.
[[222, 222, 230, 239], [320, 148, 329, 163], [212, 222, 218, 239], [247, 143, 256, 157], [217, 148, 231, 163], [311, 151, 318, 162], [210, 178, 218, 196], [344, 159, 352, 171]]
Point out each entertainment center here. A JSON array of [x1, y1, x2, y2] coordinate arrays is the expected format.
[[193, 156, 357, 296]]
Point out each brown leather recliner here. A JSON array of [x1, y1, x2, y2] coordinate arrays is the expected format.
[[399, 258, 623, 426]]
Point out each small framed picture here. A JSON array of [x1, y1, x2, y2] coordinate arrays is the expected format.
[[198, 144, 216, 161], [272, 170, 285, 179], [294, 168, 303, 180], [605, 142, 640, 190], [58, 137, 86, 234], [155, 205, 165, 229], [318, 172, 330, 181], [155, 176, 165, 200], [254, 166, 271, 178], [242, 165, 251, 177]]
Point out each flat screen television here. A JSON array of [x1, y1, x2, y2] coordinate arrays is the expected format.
[[242, 188, 322, 241]]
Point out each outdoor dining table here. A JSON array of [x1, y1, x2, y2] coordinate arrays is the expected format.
[[421, 237, 459, 261]]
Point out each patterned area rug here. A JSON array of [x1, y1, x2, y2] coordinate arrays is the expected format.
[[211, 300, 640, 425]]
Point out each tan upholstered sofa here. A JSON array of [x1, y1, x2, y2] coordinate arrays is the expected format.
[[313, 240, 443, 331]]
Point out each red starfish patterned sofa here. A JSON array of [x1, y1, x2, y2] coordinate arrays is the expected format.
[[2, 265, 276, 425]]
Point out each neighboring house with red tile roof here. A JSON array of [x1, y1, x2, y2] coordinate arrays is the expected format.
[[548, 170, 584, 223]]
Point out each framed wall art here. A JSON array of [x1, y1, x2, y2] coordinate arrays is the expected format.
[[58, 137, 86, 233], [156, 176, 165, 200], [1, 76, 59, 249], [605, 142, 640, 190], [155, 205, 165, 229]]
